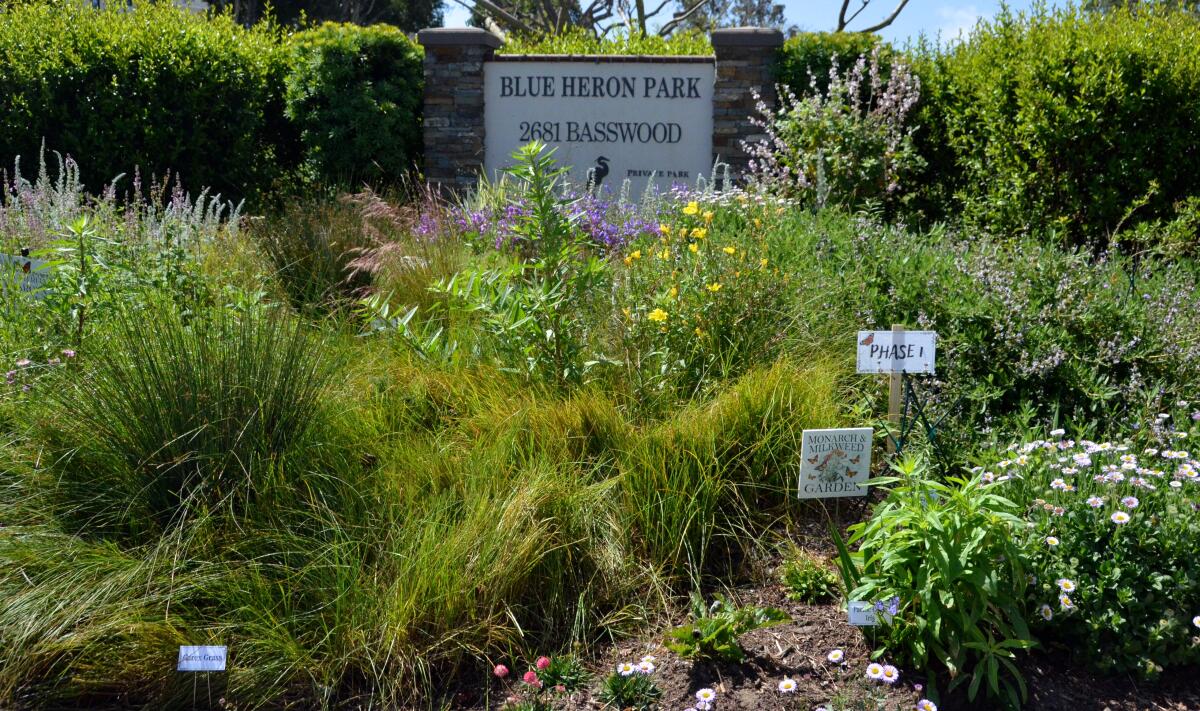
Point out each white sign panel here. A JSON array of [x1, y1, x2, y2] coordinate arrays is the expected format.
[[847, 600, 879, 626], [177, 645, 227, 672], [799, 427, 872, 498], [856, 330, 936, 374], [0, 253, 51, 297], [484, 59, 714, 192]]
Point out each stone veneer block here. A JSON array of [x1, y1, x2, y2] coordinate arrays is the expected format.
[[420, 28, 503, 193], [711, 27, 783, 183]]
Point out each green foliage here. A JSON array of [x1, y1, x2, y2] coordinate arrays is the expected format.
[[748, 48, 924, 213], [664, 592, 788, 662], [285, 23, 424, 185], [595, 668, 662, 710], [781, 548, 842, 603], [838, 457, 1034, 707], [775, 32, 890, 96], [250, 197, 373, 312], [502, 27, 712, 55], [0, 1, 292, 203], [910, 5, 1200, 245], [990, 408, 1200, 679], [39, 301, 336, 537], [436, 143, 609, 388], [538, 655, 591, 692]]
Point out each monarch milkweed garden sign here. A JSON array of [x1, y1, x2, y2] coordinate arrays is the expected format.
[[798, 427, 873, 499]]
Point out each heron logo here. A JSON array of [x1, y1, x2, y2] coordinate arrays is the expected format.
[[587, 156, 610, 190]]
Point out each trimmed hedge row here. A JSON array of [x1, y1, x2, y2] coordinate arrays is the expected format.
[[0, 3, 423, 203], [775, 12, 1200, 244]]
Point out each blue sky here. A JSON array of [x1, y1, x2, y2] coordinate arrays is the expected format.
[[442, 0, 1051, 46]]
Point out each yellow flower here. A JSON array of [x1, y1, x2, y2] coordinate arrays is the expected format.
[[703, 211, 714, 224], [631, 250, 642, 260], [691, 228, 707, 239], [659, 223, 671, 235], [669, 286, 678, 298], [682, 201, 699, 216], [679, 226, 689, 238], [622, 307, 631, 318], [623, 256, 632, 266], [735, 270, 741, 278], [760, 257, 768, 267], [753, 218, 762, 229], [688, 242, 699, 254], [723, 246, 736, 255], [648, 308, 668, 322], [658, 248, 670, 260], [707, 283, 722, 292], [694, 326, 704, 337]]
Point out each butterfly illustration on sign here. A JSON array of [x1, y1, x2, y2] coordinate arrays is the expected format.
[[813, 448, 857, 484]]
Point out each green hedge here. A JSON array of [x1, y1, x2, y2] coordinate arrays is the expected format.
[[285, 22, 424, 185], [775, 32, 889, 97], [910, 7, 1200, 243], [0, 1, 293, 202], [501, 27, 712, 55]]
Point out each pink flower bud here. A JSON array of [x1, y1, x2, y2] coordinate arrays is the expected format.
[[554, 685, 566, 693], [536, 656, 551, 670], [493, 664, 509, 678], [522, 670, 539, 685]]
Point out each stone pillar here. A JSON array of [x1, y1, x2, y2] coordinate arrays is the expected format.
[[418, 28, 503, 193], [711, 27, 784, 184]]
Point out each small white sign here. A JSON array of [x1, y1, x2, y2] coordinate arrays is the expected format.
[[848, 601, 879, 626], [0, 253, 52, 297], [177, 645, 227, 672], [856, 330, 936, 374], [799, 427, 872, 499]]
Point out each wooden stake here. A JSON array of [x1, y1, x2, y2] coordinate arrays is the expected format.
[[887, 323, 904, 454]]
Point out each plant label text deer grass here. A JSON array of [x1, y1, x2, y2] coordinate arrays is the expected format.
[[799, 427, 872, 498], [177, 646, 227, 672], [856, 330, 936, 374]]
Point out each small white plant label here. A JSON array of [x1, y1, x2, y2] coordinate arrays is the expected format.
[[847, 601, 878, 626], [798, 427, 872, 499], [177, 646, 227, 672], [856, 330, 936, 374], [0, 253, 51, 298]]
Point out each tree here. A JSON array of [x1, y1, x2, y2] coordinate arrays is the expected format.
[[458, 0, 718, 37], [675, 0, 797, 34]]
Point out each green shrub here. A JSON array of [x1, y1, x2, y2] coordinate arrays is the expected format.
[[910, 6, 1200, 245], [989, 407, 1200, 679], [0, 1, 292, 203], [775, 32, 890, 96], [836, 456, 1034, 707], [781, 548, 842, 603], [502, 27, 712, 55], [285, 22, 424, 185]]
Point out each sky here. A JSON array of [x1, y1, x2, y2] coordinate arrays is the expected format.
[[441, 0, 1050, 47]]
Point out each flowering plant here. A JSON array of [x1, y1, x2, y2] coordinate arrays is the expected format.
[[665, 592, 788, 662], [835, 456, 1033, 706], [984, 403, 1200, 678], [595, 656, 662, 710]]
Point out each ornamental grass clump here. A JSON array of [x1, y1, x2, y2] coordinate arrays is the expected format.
[[37, 301, 336, 537]]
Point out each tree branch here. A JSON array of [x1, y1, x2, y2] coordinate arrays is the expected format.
[[658, 0, 714, 35], [836, 0, 851, 30], [854, 0, 910, 33], [452, 0, 533, 34]]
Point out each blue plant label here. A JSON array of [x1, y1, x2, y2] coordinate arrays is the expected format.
[[847, 601, 879, 626], [856, 330, 936, 374], [0, 253, 51, 299], [799, 427, 872, 498], [177, 646, 227, 672]]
